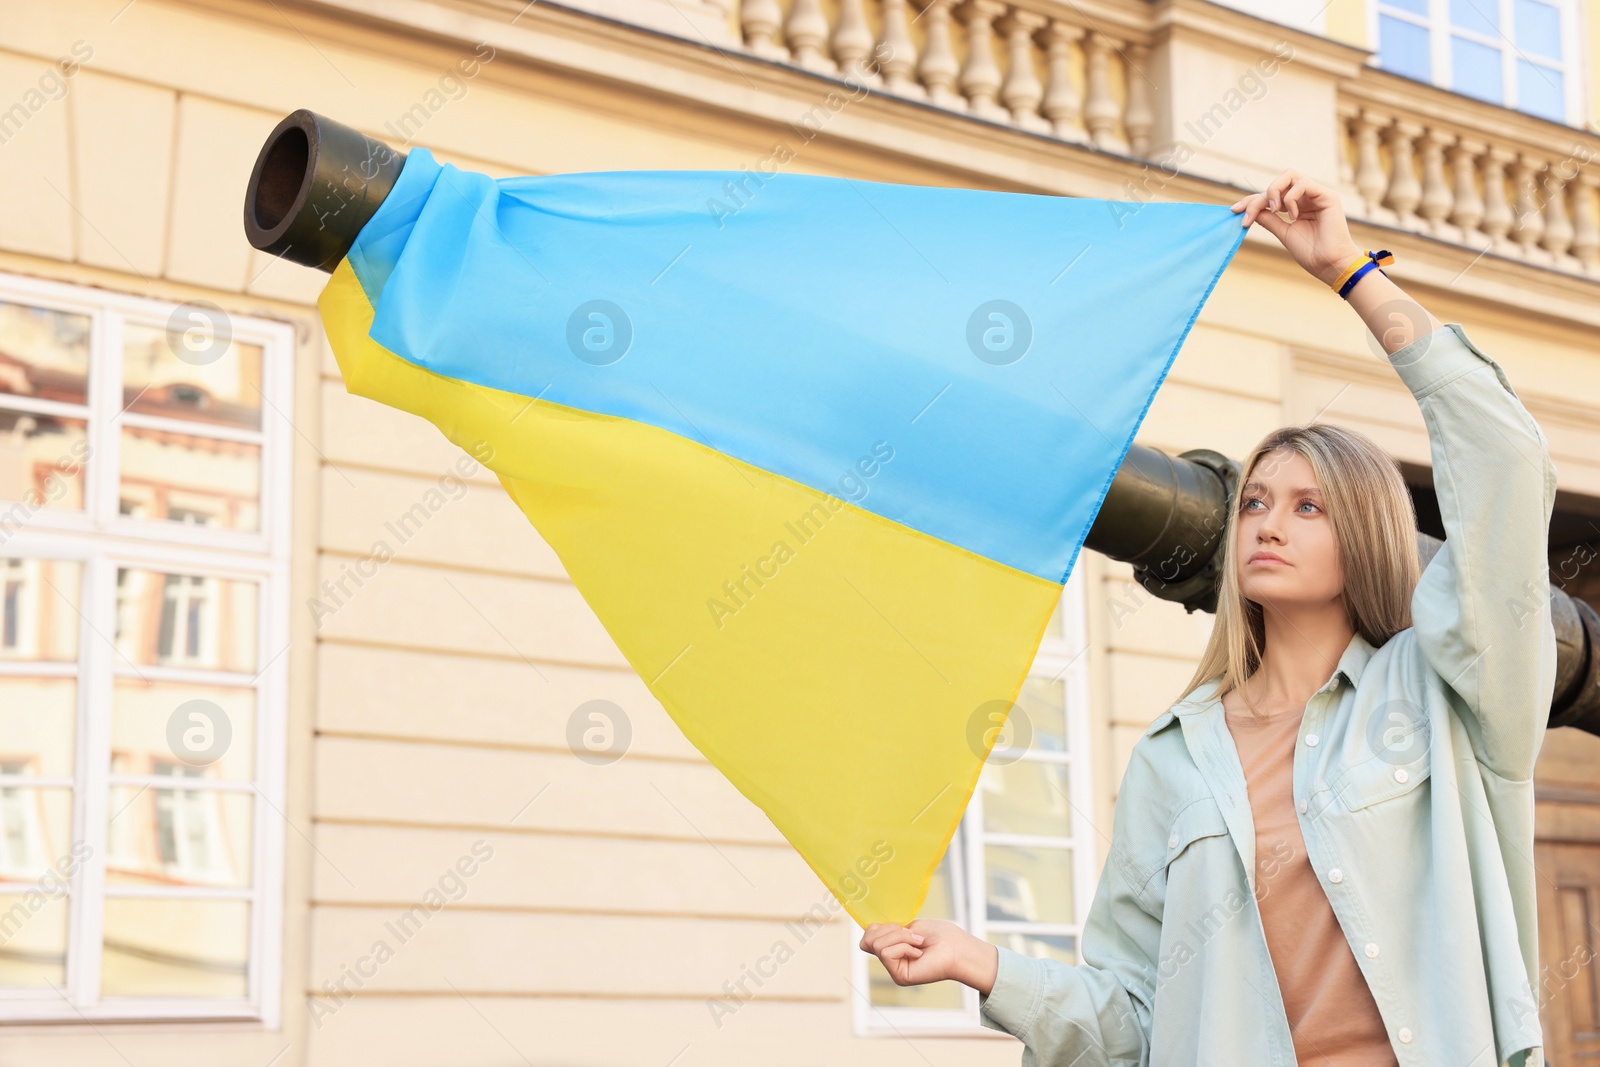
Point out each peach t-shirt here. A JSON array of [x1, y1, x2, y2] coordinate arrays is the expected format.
[[1224, 702, 1398, 1066]]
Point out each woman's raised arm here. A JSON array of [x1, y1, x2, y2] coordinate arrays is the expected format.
[[1235, 171, 1560, 781]]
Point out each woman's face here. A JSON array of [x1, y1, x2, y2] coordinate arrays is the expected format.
[[1235, 447, 1345, 610]]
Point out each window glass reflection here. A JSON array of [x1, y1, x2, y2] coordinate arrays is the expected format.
[[0, 892, 68, 986], [982, 760, 1071, 838], [0, 300, 90, 405], [1379, 14, 1432, 80], [121, 322, 262, 431], [1515, 0, 1561, 60], [114, 568, 258, 672], [988, 930, 1076, 966], [1016, 676, 1067, 755], [110, 680, 256, 783], [1516, 60, 1564, 121], [0, 411, 87, 512], [106, 781, 252, 889], [0, 681, 76, 779], [0, 785, 72, 886], [985, 844, 1075, 925], [1449, 0, 1497, 33], [100, 898, 250, 998], [1451, 35, 1504, 104], [118, 427, 261, 532], [0, 558, 79, 662]]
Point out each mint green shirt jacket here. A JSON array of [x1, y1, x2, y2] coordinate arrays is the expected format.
[[978, 323, 1560, 1067]]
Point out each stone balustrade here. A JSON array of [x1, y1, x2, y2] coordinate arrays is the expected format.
[[730, 0, 1600, 281], [739, 0, 1154, 156], [1337, 95, 1600, 276]]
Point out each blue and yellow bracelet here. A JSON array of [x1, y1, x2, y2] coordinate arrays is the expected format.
[[1330, 249, 1394, 299]]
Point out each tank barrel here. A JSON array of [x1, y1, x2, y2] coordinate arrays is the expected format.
[[1084, 443, 1238, 615], [242, 109, 1600, 737], [242, 109, 405, 272]]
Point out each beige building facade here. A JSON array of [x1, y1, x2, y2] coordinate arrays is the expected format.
[[1, 0, 1599, 1062]]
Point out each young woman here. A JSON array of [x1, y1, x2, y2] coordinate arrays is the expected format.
[[860, 168, 1559, 1066]]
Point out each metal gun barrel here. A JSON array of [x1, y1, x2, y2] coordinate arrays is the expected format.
[[243, 109, 406, 273]]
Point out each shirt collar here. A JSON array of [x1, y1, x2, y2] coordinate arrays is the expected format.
[[1176, 628, 1376, 715], [1329, 628, 1376, 691]]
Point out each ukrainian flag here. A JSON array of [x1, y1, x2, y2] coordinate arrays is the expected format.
[[317, 147, 1244, 927]]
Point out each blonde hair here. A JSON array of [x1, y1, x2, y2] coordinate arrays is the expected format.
[[1176, 423, 1420, 718]]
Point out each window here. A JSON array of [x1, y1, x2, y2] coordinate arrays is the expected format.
[[1201, 0, 1330, 35], [1373, 0, 1582, 124], [0, 270, 292, 1022], [852, 563, 1097, 1033]]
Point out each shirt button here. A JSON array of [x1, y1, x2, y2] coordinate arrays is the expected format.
[[1398, 1027, 1413, 1043], [1394, 768, 1409, 783], [1305, 733, 1319, 747], [1328, 868, 1343, 883], [1169, 833, 1179, 848], [1298, 799, 1308, 814], [1364, 942, 1380, 958]]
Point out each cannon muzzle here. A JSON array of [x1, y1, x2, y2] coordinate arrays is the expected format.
[[243, 109, 406, 272]]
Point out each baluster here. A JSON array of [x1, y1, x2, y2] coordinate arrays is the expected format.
[[832, 0, 878, 83], [1540, 169, 1574, 259], [956, 0, 1008, 121], [877, 0, 922, 96], [998, 8, 1048, 131], [1572, 170, 1600, 272], [741, 0, 790, 59], [1351, 110, 1388, 217], [1124, 42, 1153, 158], [1511, 155, 1546, 255], [915, 0, 963, 109], [1381, 120, 1423, 228], [1417, 128, 1454, 235], [784, 0, 837, 72], [1447, 138, 1485, 239], [1082, 31, 1120, 150], [1040, 20, 1085, 142], [1336, 104, 1357, 186], [1481, 148, 1515, 251]]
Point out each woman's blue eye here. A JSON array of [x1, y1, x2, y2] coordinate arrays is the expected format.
[[1242, 497, 1320, 513]]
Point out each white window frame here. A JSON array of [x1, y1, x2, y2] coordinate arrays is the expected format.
[[1370, 0, 1588, 125], [0, 269, 292, 1024], [850, 561, 1097, 1036]]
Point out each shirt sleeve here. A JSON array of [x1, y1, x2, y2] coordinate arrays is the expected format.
[[977, 817, 1157, 1065], [1387, 322, 1559, 781]]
